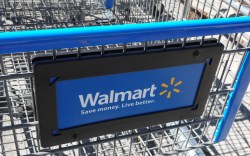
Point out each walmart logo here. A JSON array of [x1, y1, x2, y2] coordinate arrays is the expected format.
[[78, 77, 183, 108], [159, 77, 182, 99]]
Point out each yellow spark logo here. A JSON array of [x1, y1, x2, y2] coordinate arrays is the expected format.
[[159, 77, 182, 99]]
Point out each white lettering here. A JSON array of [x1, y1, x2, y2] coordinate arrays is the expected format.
[[150, 84, 157, 97], [98, 94, 109, 105], [79, 85, 157, 108], [132, 89, 142, 99], [79, 92, 99, 108], [114, 91, 132, 102]]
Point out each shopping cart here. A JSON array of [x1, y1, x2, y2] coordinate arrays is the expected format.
[[0, 0, 250, 155]]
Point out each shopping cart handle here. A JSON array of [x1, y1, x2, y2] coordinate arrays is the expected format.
[[1, 16, 250, 54], [105, 0, 114, 9]]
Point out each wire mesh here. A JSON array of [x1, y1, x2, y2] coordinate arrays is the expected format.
[[0, 0, 250, 155]]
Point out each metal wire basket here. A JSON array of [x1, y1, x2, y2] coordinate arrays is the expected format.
[[0, 0, 250, 155]]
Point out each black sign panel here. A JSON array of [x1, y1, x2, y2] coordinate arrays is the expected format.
[[33, 40, 223, 147]]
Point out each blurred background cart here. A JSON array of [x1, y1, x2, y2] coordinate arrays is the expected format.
[[0, 0, 250, 155]]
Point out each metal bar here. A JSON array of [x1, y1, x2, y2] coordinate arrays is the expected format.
[[0, 56, 20, 155], [0, 72, 34, 80], [214, 51, 250, 142], [0, 121, 38, 132], [163, 141, 214, 155], [224, 0, 250, 16], [1, 17, 250, 53], [223, 48, 250, 53], [209, 88, 233, 96], [24, 116, 222, 155], [173, 125, 205, 156]]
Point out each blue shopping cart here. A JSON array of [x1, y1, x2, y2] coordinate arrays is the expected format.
[[0, 0, 250, 155]]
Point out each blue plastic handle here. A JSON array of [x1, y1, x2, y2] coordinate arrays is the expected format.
[[1, 16, 250, 54], [105, 0, 114, 9], [214, 51, 250, 142]]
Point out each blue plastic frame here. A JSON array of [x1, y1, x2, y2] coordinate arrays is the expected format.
[[214, 51, 250, 142], [1, 16, 250, 143], [105, 0, 114, 9], [1, 16, 250, 54]]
